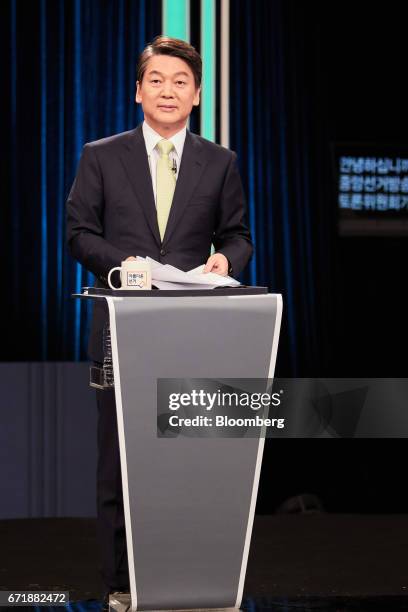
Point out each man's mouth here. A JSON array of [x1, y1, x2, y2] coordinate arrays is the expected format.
[[158, 105, 177, 111]]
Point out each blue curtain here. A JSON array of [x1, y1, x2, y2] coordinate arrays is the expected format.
[[231, 0, 334, 375], [2, 0, 333, 374], [1, 0, 161, 360]]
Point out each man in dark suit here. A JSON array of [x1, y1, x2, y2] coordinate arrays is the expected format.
[[66, 36, 253, 596]]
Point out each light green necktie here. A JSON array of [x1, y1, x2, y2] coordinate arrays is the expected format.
[[156, 139, 176, 241]]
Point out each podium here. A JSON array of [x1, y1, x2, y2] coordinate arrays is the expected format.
[[75, 287, 282, 611]]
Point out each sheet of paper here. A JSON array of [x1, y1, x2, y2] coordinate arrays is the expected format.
[[187, 264, 240, 287], [152, 280, 220, 290], [137, 256, 240, 288]]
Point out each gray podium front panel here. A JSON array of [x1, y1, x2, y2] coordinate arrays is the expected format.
[[106, 294, 282, 611]]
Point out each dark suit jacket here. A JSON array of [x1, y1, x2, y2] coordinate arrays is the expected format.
[[66, 124, 253, 362]]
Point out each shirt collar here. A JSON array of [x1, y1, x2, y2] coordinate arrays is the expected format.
[[142, 120, 187, 159]]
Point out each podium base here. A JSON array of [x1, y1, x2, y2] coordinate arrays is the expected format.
[[108, 593, 240, 612]]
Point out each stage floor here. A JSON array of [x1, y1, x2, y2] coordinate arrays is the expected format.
[[1, 515, 407, 611]]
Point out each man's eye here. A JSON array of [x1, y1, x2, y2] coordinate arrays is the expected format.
[[176, 81, 186, 85], [151, 79, 161, 84]]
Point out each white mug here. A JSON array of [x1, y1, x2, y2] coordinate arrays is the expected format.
[[108, 259, 152, 291]]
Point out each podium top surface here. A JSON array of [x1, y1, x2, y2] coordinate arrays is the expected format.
[[73, 286, 269, 299]]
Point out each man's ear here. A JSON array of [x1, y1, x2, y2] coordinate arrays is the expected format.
[[193, 87, 201, 107], [135, 80, 142, 103]]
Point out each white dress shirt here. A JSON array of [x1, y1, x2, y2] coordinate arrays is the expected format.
[[142, 120, 187, 206]]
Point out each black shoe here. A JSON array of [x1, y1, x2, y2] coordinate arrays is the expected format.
[[101, 590, 130, 612]]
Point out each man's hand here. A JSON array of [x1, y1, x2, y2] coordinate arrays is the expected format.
[[125, 256, 137, 261], [203, 253, 229, 276]]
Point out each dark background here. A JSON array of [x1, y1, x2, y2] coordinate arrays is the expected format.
[[1, 0, 407, 514], [262, 0, 408, 514]]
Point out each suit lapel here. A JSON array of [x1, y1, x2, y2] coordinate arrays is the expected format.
[[162, 130, 207, 246], [120, 125, 161, 246], [120, 126, 207, 248]]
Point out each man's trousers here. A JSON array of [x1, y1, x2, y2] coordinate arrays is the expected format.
[[96, 387, 130, 591]]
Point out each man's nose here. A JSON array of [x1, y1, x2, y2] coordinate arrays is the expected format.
[[161, 81, 174, 97]]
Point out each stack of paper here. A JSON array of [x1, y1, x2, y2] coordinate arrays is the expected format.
[[137, 257, 241, 290]]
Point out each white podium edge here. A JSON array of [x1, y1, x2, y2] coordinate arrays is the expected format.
[[233, 294, 283, 609], [107, 297, 139, 609]]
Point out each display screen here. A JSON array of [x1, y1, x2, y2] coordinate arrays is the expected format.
[[334, 144, 408, 236]]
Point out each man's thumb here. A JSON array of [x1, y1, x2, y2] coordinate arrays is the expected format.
[[203, 258, 213, 273]]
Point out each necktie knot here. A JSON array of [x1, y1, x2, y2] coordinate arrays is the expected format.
[[157, 139, 174, 158]]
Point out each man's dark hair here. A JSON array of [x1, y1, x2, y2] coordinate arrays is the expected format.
[[137, 35, 202, 89]]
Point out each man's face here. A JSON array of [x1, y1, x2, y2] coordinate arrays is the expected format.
[[136, 54, 200, 134]]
